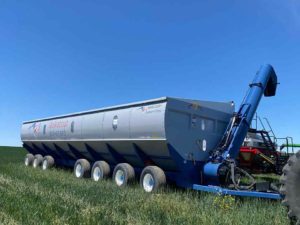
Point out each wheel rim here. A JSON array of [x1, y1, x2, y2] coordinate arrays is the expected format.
[[42, 160, 48, 170], [75, 164, 83, 177], [25, 157, 29, 166], [93, 167, 103, 181], [115, 170, 125, 186], [33, 159, 38, 168], [143, 173, 155, 192]]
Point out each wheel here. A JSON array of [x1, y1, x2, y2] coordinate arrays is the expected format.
[[140, 166, 166, 192], [33, 154, 43, 168], [24, 154, 34, 166], [91, 161, 110, 181], [279, 151, 300, 224], [112, 163, 135, 187], [74, 159, 91, 178], [42, 155, 55, 170]]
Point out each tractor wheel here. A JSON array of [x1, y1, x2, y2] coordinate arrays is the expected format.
[[74, 159, 91, 178], [33, 154, 43, 168], [140, 166, 166, 193], [24, 154, 34, 166], [42, 156, 55, 170], [91, 161, 110, 181], [113, 163, 135, 187], [279, 151, 300, 224]]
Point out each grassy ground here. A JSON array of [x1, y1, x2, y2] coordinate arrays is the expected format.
[[0, 146, 289, 225]]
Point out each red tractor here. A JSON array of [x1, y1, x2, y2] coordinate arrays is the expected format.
[[238, 118, 295, 174]]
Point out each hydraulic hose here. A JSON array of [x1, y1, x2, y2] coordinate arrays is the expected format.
[[228, 160, 256, 190]]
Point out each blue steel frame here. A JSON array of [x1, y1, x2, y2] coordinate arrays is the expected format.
[[167, 143, 282, 200], [192, 184, 281, 200]]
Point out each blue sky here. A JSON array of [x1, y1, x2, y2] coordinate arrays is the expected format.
[[0, 1, 299, 147]]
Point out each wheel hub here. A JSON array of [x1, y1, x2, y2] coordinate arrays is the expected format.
[[93, 167, 103, 181], [33, 159, 38, 168], [143, 173, 154, 192], [25, 158, 29, 166], [115, 170, 125, 186], [42, 160, 48, 170], [75, 164, 83, 177]]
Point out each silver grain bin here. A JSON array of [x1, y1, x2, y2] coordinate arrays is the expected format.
[[21, 97, 234, 170]]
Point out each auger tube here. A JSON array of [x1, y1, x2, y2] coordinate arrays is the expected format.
[[204, 64, 278, 183]]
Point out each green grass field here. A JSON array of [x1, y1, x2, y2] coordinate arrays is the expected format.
[[0, 146, 289, 225]]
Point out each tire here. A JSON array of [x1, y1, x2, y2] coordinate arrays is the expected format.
[[24, 154, 34, 166], [42, 155, 55, 170], [91, 161, 110, 181], [33, 154, 43, 168], [140, 166, 166, 193], [112, 163, 135, 187], [279, 151, 300, 224], [74, 159, 91, 178]]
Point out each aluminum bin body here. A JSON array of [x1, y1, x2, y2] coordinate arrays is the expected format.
[[21, 97, 234, 172]]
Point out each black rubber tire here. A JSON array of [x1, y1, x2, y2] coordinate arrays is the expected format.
[[42, 155, 55, 170], [279, 151, 300, 224], [91, 161, 110, 181], [112, 163, 135, 187], [24, 154, 34, 166], [74, 159, 91, 178], [33, 154, 43, 168], [140, 166, 166, 192]]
